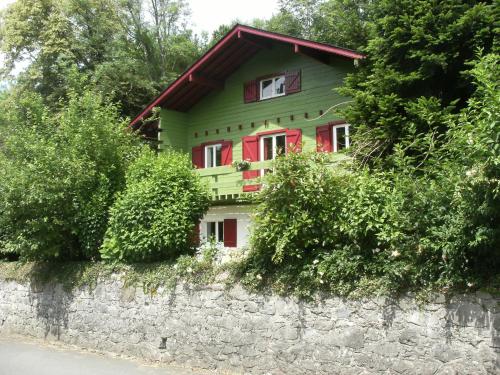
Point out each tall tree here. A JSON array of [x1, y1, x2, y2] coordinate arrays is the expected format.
[[340, 0, 498, 166], [0, 0, 205, 118], [265, 0, 373, 50]]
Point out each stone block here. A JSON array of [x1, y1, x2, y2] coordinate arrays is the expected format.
[[398, 328, 419, 346]]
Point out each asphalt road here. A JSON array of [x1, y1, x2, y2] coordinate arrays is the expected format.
[[0, 336, 205, 375]]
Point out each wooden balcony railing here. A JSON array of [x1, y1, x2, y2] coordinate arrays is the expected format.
[[197, 154, 348, 203], [197, 160, 273, 202]]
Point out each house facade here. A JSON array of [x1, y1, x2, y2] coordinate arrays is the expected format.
[[130, 25, 363, 249]]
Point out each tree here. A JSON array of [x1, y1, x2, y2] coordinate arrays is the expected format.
[[101, 150, 210, 262], [0, 82, 141, 261], [263, 0, 373, 50], [0, 0, 205, 118], [340, 0, 497, 166]]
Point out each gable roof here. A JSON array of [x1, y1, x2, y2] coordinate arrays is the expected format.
[[130, 24, 364, 128]]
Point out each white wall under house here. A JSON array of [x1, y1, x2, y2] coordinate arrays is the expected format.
[[199, 205, 253, 249]]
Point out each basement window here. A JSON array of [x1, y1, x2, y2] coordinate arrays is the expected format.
[[260, 75, 285, 100], [207, 221, 224, 243], [205, 144, 222, 168]]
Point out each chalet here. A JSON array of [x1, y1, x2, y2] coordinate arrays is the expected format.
[[130, 24, 364, 249]]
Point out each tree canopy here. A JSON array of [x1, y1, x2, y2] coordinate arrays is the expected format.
[[0, 0, 205, 118], [340, 0, 498, 166]]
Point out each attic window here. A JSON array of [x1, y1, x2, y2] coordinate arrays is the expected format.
[[244, 70, 300, 103], [260, 75, 285, 100]]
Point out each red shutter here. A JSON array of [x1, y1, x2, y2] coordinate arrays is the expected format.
[[221, 141, 233, 166], [316, 125, 332, 152], [244, 80, 258, 103], [223, 219, 237, 247], [286, 128, 302, 153], [192, 145, 204, 168], [242, 184, 261, 192], [191, 221, 201, 247], [242, 135, 259, 180], [285, 70, 301, 94]]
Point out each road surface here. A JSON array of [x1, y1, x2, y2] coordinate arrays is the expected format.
[[0, 336, 207, 375]]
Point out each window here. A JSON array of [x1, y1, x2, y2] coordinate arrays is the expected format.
[[260, 133, 286, 161], [260, 133, 286, 176], [205, 144, 222, 168], [259, 75, 285, 100], [332, 124, 350, 152], [207, 221, 224, 242]]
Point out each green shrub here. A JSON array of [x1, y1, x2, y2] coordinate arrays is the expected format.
[[237, 148, 498, 297], [0, 90, 140, 260], [101, 150, 210, 262], [235, 54, 500, 298], [238, 152, 415, 296]]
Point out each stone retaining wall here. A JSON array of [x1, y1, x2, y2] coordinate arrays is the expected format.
[[0, 278, 498, 374]]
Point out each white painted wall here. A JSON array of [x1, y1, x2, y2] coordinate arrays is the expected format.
[[199, 205, 253, 248]]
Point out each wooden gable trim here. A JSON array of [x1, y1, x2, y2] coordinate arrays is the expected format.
[[129, 25, 364, 128]]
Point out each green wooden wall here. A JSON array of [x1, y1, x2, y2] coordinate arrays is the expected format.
[[159, 43, 354, 197]]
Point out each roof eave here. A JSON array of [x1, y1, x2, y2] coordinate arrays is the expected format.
[[129, 24, 364, 128]]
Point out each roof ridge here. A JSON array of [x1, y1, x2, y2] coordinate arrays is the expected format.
[[129, 24, 364, 128]]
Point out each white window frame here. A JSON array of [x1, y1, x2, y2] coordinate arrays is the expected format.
[[204, 143, 222, 168], [206, 221, 224, 243], [259, 75, 286, 100], [332, 124, 350, 152], [259, 133, 286, 176]]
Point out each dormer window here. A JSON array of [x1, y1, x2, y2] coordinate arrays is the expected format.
[[260, 75, 286, 100]]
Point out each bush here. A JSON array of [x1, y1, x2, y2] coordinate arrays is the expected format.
[[237, 146, 499, 297], [235, 54, 500, 298], [0, 90, 140, 260], [237, 152, 416, 297], [100, 150, 211, 262]]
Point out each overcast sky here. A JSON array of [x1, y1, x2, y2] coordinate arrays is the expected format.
[[190, 0, 279, 35]]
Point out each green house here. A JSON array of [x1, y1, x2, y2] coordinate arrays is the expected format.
[[131, 25, 363, 249]]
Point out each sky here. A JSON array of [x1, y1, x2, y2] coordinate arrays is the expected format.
[[189, 0, 279, 35]]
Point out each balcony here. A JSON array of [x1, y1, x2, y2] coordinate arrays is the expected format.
[[197, 160, 273, 203], [197, 154, 348, 204]]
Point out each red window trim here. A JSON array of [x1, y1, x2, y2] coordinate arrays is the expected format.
[[223, 218, 237, 248], [199, 139, 229, 147], [255, 72, 284, 82], [329, 120, 347, 126], [256, 128, 288, 137], [246, 69, 301, 103], [256, 128, 302, 154], [193, 140, 233, 169], [242, 184, 261, 192], [241, 129, 301, 193]]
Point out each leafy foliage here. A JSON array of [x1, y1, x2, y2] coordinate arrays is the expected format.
[[340, 0, 498, 166], [0, 0, 205, 118], [101, 149, 210, 262], [272, 0, 373, 49], [236, 53, 500, 298], [0, 86, 141, 260], [0, 246, 218, 294]]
